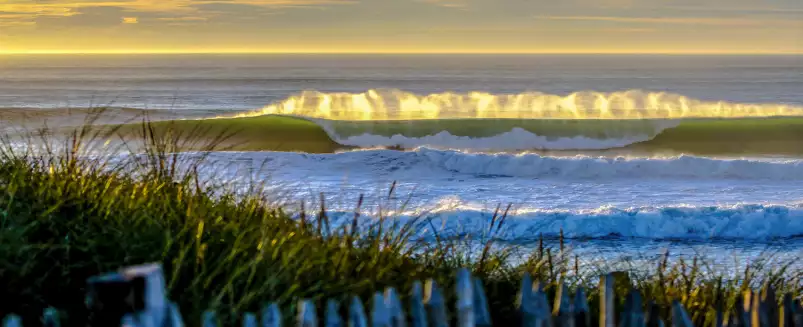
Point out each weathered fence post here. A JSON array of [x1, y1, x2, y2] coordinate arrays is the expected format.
[[85, 263, 176, 327]]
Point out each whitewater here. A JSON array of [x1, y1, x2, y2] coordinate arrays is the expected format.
[[183, 148, 803, 241]]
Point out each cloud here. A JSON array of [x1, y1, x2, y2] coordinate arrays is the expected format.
[[0, 0, 354, 27], [535, 15, 800, 27], [122, 16, 138, 23], [416, 0, 468, 8]]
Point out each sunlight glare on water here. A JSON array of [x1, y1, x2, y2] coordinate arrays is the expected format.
[[218, 89, 803, 121]]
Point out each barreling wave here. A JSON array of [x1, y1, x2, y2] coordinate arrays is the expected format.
[[322, 203, 803, 240], [214, 89, 803, 152]]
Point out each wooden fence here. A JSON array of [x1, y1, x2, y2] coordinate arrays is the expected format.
[[2, 263, 801, 327]]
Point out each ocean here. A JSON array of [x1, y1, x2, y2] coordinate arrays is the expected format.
[[1, 54, 802, 272]]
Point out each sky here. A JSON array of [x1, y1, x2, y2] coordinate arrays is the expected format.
[[0, 0, 801, 54]]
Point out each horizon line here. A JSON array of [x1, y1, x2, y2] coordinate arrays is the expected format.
[[1, 50, 801, 55]]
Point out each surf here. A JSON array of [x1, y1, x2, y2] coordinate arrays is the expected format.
[[320, 203, 803, 240], [209, 89, 803, 154]]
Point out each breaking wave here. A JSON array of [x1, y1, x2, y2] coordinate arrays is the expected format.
[[223, 89, 803, 120], [214, 89, 803, 151], [258, 147, 803, 180], [323, 203, 803, 240]]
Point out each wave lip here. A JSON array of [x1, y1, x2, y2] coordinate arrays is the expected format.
[[324, 203, 803, 240], [222, 89, 803, 120]]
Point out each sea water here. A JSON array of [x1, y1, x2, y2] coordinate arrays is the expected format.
[[1, 54, 801, 272]]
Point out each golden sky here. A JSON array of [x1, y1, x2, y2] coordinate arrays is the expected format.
[[0, 0, 801, 53]]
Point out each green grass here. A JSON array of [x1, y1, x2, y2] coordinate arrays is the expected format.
[[0, 118, 801, 326]]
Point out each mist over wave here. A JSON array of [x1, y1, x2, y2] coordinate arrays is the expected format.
[[216, 89, 803, 150], [224, 89, 803, 120]]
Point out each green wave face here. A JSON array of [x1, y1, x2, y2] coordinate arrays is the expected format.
[[71, 114, 803, 156], [630, 117, 803, 156]]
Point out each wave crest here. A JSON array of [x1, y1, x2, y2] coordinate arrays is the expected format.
[[223, 89, 803, 120]]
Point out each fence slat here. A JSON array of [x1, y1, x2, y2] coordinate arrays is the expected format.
[[202, 311, 219, 327], [532, 283, 552, 327], [410, 281, 428, 327], [518, 273, 535, 327], [645, 302, 664, 327], [373, 292, 391, 327], [761, 285, 777, 327], [472, 278, 492, 327], [623, 291, 645, 327], [298, 300, 318, 327], [600, 273, 616, 327], [326, 299, 344, 327], [2, 315, 21, 327], [42, 308, 60, 327], [779, 294, 793, 327], [553, 282, 574, 327], [384, 287, 406, 327], [671, 300, 694, 327], [349, 296, 369, 327], [752, 289, 771, 327], [424, 280, 448, 327], [262, 303, 282, 327], [457, 269, 475, 327], [168, 302, 185, 327], [243, 313, 258, 327], [574, 287, 591, 327]]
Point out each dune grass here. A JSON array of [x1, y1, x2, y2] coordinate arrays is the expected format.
[[0, 117, 801, 326]]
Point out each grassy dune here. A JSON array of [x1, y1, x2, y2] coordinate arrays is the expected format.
[[0, 121, 800, 326]]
